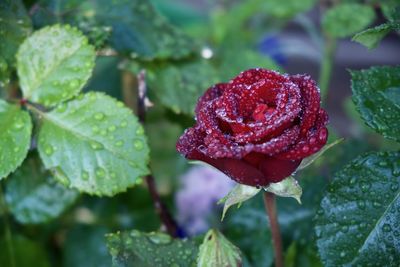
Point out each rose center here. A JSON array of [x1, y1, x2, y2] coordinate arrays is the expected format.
[[252, 103, 275, 121]]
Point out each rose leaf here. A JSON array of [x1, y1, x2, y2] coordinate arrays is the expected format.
[[322, 3, 375, 38], [197, 229, 242, 267], [36, 92, 149, 196], [315, 152, 400, 266], [17, 24, 95, 107], [264, 176, 302, 204], [0, 99, 32, 179], [106, 230, 198, 267], [5, 153, 79, 224], [351, 65, 400, 142], [218, 184, 261, 221]]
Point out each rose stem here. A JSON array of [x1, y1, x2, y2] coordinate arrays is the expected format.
[[122, 70, 179, 237], [263, 192, 283, 267], [318, 0, 337, 102]]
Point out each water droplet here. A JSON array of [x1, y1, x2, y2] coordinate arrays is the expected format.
[[340, 251, 346, 258], [318, 128, 327, 141], [120, 120, 128, 128], [82, 171, 89, 181], [148, 233, 171, 244], [378, 161, 388, 167], [382, 224, 392, 232], [125, 237, 133, 246], [360, 181, 370, 192], [94, 112, 105, 121], [92, 125, 100, 133], [133, 139, 144, 150], [13, 120, 24, 130], [390, 184, 399, 192], [95, 167, 106, 178], [115, 140, 124, 147], [90, 141, 104, 150], [373, 201, 381, 208], [136, 126, 144, 135], [357, 200, 366, 210], [129, 161, 138, 168], [44, 145, 54, 155], [108, 125, 116, 132], [56, 103, 67, 113], [109, 247, 118, 257]]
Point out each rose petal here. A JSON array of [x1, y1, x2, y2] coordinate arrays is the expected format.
[[195, 83, 227, 115], [197, 100, 230, 145], [200, 126, 299, 159], [275, 109, 329, 160], [232, 81, 301, 142], [291, 74, 321, 137], [230, 68, 287, 86]]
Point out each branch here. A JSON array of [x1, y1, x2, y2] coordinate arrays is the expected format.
[[127, 70, 178, 237]]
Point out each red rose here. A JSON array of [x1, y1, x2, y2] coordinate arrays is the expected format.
[[176, 68, 328, 187]]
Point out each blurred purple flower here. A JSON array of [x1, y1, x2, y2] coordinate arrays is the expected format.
[[175, 165, 234, 236], [259, 35, 287, 65]]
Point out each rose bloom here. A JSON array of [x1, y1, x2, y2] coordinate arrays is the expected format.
[[176, 68, 328, 187]]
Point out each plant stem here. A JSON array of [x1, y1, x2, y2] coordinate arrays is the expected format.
[[0, 184, 16, 267], [122, 70, 178, 237], [263, 192, 283, 267], [318, 35, 337, 101]]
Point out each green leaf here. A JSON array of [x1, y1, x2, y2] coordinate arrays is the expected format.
[[35, 0, 197, 60], [0, 236, 50, 267], [284, 242, 297, 267], [218, 48, 281, 81], [101, 0, 197, 59], [146, 116, 186, 192], [17, 24, 95, 107], [381, 1, 400, 22], [197, 229, 242, 267], [322, 4, 375, 38], [218, 184, 261, 221], [106, 230, 198, 267], [264, 176, 302, 204], [64, 225, 112, 267], [284, 242, 322, 267], [315, 152, 400, 266], [36, 92, 149, 196], [263, 0, 317, 18], [5, 153, 79, 224], [351, 65, 400, 142], [223, 194, 274, 267], [0, 99, 32, 179], [352, 23, 400, 49], [0, 0, 32, 74], [130, 59, 218, 115], [0, 56, 10, 87], [298, 138, 345, 170]]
